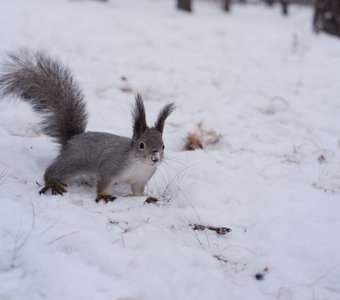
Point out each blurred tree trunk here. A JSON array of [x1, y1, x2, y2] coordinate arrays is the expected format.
[[313, 0, 340, 37], [281, 0, 288, 15], [264, 0, 274, 6], [177, 0, 192, 12], [224, 0, 230, 12]]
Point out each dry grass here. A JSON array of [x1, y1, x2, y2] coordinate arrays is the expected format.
[[184, 122, 222, 151], [0, 170, 6, 185]]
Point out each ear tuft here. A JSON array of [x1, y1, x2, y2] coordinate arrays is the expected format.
[[155, 102, 175, 134], [132, 94, 147, 139]]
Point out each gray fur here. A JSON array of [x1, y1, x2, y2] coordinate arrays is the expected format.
[[0, 51, 175, 201]]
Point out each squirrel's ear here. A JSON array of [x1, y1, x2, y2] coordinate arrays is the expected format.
[[154, 102, 175, 134], [132, 94, 147, 139]]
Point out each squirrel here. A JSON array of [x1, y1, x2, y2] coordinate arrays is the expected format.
[[0, 50, 175, 203]]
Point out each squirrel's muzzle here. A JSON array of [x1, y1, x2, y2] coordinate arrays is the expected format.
[[151, 150, 160, 163]]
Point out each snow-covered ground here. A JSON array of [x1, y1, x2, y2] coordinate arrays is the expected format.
[[0, 0, 340, 299]]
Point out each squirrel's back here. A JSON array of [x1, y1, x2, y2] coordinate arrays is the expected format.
[[0, 50, 88, 145]]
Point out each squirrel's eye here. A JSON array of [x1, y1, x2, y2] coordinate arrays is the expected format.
[[139, 142, 145, 149], [162, 145, 165, 150]]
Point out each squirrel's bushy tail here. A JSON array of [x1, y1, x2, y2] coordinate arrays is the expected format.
[[0, 50, 88, 145]]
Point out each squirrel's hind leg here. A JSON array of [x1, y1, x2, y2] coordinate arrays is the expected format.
[[39, 169, 68, 196], [96, 179, 117, 203], [39, 179, 67, 195], [39, 156, 78, 196]]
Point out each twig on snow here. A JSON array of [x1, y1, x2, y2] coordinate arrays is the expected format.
[[190, 224, 231, 235]]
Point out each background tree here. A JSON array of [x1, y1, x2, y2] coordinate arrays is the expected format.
[[263, 0, 274, 6], [314, 0, 340, 37], [281, 0, 288, 16], [224, 0, 230, 12], [177, 0, 192, 12]]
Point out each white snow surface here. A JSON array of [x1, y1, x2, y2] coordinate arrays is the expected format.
[[0, 0, 340, 299]]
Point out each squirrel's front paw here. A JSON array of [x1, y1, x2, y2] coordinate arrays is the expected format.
[[39, 181, 67, 196], [95, 194, 117, 203]]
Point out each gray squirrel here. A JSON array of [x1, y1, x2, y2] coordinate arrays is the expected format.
[[0, 51, 175, 203]]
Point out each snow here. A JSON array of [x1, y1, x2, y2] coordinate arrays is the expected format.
[[1, 0, 340, 299]]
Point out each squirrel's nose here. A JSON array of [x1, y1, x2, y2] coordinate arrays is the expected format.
[[151, 150, 160, 163]]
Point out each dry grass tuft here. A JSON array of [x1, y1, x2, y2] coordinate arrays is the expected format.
[[184, 122, 222, 151], [0, 170, 6, 185]]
